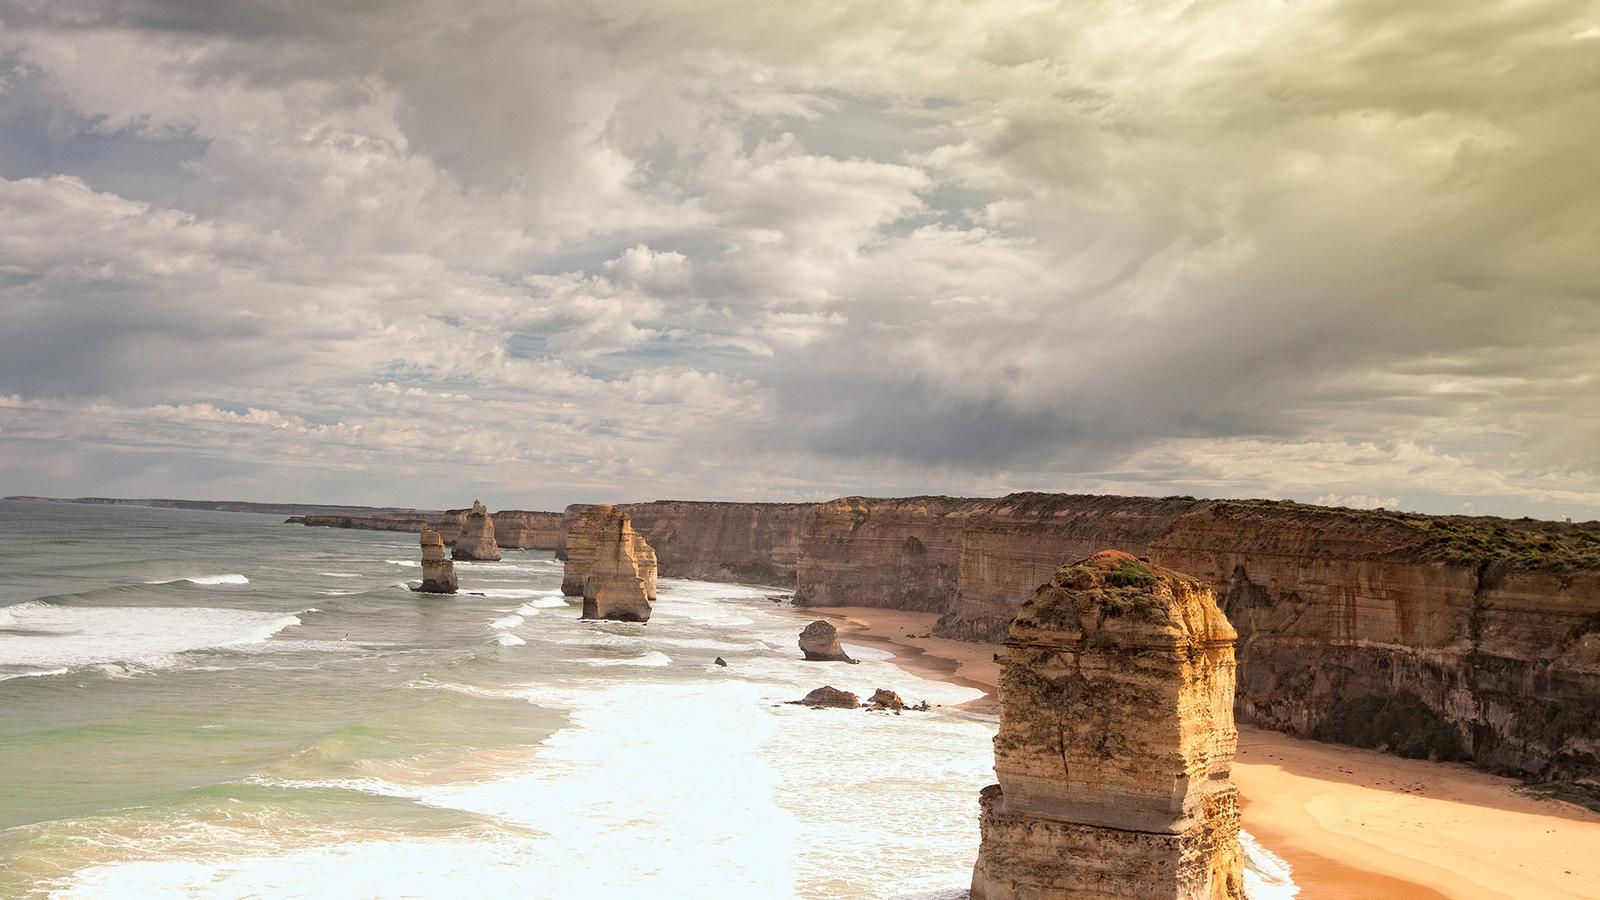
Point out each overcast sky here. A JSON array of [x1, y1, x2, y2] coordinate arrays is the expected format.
[[1, 1, 1597, 518]]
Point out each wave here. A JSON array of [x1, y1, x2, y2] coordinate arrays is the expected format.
[[317, 572, 362, 578], [580, 651, 671, 668], [385, 560, 420, 568], [0, 601, 301, 676], [489, 633, 525, 647], [144, 574, 249, 586], [475, 589, 565, 602], [512, 603, 546, 617], [488, 615, 523, 631], [1241, 829, 1300, 898]]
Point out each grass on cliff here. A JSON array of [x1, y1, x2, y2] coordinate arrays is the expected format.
[[1312, 692, 1466, 761], [1409, 518, 1600, 573]]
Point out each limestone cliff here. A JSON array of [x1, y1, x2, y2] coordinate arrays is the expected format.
[[291, 508, 563, 550], [416, 527, 458, 594], [574, 506, 658, 622], [972, 551, 1244, 900], [792, 496, 976, 610], [450, 500, 502, 561], [567, 500, 812, 585]]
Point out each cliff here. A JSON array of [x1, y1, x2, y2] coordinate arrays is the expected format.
[[450, 500, 502, 561], [794, 492, 1600, 787], [972, 551, 1243, 899], [585, 500, 814, 585], [416, 527, 458, 594]]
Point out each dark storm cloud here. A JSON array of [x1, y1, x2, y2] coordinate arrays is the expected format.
[[0, 0, 1596, 515]]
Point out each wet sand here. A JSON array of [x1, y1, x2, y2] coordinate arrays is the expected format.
[[790, 604, 1600, 900]]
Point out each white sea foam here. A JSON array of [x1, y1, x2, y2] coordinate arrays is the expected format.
[[0, 602, 300, 675], [512, 604, 544, 617], [144, 574, 250, 586], [475, 588, 563, 601], [385, 560, 420, 568], [1241, 829, 1300, 898], [488, 615, 523, 631], [317, 572, 361, 578], [489, 633, 525, 646], [579, 650, 672, 668]]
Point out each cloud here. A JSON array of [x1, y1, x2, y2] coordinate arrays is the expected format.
[[0, 0, 1595, 518]]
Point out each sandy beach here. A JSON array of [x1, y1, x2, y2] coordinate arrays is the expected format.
[[794, 604, 1600, 900]]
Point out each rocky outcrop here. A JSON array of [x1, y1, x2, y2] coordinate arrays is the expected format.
[[972, 551, 1244, 900], [416, 527, 458, 594], [790, 686, 859, 708], [451, 500, 502, 561], [798, 620, 857, 662], [568, 506, 658, 622], [868, 688, 905, 709]]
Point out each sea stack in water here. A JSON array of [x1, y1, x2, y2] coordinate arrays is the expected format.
[[563, 505, 658, 601], [571, 506, 658, 622], [798, 619, 856, 663], [451, 500, 501, 561], [971, 550, 1245, 900], [416, 527, 458, 594]]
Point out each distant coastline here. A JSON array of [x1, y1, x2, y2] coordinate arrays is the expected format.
[[2, 495, 436, 518]]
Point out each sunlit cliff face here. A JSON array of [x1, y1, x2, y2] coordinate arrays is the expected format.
[[1, 1, 1596, 517]]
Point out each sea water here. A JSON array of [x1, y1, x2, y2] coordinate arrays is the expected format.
[[0, 500, 1296, 898]]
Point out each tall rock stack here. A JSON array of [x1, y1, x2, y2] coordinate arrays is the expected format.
[[565, 505, 658, 621], [451, 500, 502, 561], [416, 527, 458, 594], [971, 550, 1244, 900], [563, 505, 657, 601]]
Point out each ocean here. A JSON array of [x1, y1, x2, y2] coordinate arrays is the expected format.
[[0, 500, 1297, 898]]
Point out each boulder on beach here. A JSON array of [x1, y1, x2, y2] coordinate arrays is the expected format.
[[416, 527, 458, 594], [790, 686, 860, 709], [714, 656, 728, 667], [798, 620, 856, 663], [868, 688, 905, 709]]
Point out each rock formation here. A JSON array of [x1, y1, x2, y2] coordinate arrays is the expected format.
[[972, 551, 1244, 900], [798, 620, 857, 662], [292, 490, 1600, 785], [790, 686, 859, 708], [416, 527, 458, 594], [868, 688, 905, 709], [450, 501, 502, 561], [568, 506, 658, 622]]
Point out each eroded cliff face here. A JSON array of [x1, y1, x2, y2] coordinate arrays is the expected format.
[[564, 505, 658, 604], [450, 501, 501, 561], [797, 493, 1600, 785], [972, 551, 1244, 900], [416, 527, 457, 594], [292, 508, 563, 550], [605, 501, 812, 585], [792, 496, 977, 610]]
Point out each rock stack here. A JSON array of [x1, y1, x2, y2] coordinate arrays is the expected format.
[[567, 506, 658, 622], [451, 500, 501, 561], [971, 550, 1244, 900], [563, 505, 657, 601], [798, 619, 856, 662], [416, 527, 458, 594]]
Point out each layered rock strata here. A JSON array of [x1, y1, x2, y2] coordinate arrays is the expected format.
[[798, 620, 856, 662], [450, 500, 502, 561], [791, 686, 859, 708], [568, 506, 658, 622], [972, 551, 1244, 900], [416, 527, 458, 594], [566, 500, 814, 584], [563, 505, 658, 601], [291, 509, 563, 550]]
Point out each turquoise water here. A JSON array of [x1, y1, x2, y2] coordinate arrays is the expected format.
[[0, 501, 1296, 898], [0, 501, 1000, 897]]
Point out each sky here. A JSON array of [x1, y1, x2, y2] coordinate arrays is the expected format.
[[0, 1, 1597, 519]]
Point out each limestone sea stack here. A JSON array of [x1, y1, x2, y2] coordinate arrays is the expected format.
[[563, 505, 658, 600], [574, 506, 659, 622], [416, 527, 458, 594], [971, 550, 1245, 900], [451, 500, 501, 561], [798, 619, 857, 663]]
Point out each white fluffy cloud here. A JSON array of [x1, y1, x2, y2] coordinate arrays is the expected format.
[[0, 0, 1596, 518]]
